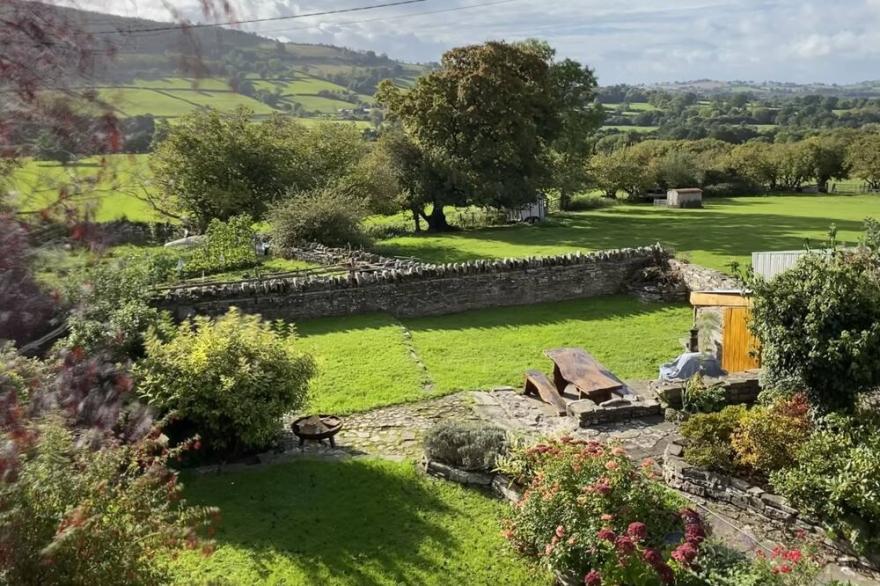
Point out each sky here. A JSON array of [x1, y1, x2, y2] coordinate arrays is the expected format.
[[71, 0, 880, 85]]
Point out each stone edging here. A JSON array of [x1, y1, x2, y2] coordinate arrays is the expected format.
[[663, 438, 878, 570], [423, 459, 522, 503], [155, 244, 667, 303]]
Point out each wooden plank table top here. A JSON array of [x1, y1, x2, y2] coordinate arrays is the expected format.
[[543, 348, 625, 401]]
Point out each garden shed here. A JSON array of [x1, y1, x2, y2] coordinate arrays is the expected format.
[[689, 290, 760, 373], [665, 188, 703, 208]]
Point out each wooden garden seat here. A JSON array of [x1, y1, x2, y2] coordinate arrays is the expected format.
[[523, 369, 568, 415]]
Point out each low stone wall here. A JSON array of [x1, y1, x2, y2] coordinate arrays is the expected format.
[[156, 245, 667, 321], [286, 243, 419, 270], [652, 370, 761, 409], [568, 381, 663, 426], [663, 439, 878, 570], [669, 259, 743, 291], [424, 459, 522, 502]]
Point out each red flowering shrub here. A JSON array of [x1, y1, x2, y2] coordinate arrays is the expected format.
[[0, 348, 216, 585], [500, 437, 709, 585]]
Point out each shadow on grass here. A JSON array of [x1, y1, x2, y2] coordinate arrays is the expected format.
[[375, 204, 866, 265], [181, 459, 458, 586], [294, 296, 685, 336]]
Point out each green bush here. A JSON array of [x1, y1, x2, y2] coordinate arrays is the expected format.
[[423, 422, 508, 471], [770, 413, 880, 555], [677, 540, 822, 586], [269, 187, 370, 249], [746, 243, 880, 412], [63, 259, 171, 359], [185, 214, 259, 277], [681, 373, 726, 415], [730, 393, 813, 476], [679, 405, 747, 473], [136, 308, 316, 453], [0, 418, 215, 586]]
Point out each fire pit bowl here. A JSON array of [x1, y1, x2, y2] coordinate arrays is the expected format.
[[291, 415, 343, 448]]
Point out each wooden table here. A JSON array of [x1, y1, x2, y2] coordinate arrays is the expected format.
[[543, 348, 625, 403]]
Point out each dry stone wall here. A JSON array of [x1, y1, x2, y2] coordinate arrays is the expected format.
[[156, 245, 667, 321]]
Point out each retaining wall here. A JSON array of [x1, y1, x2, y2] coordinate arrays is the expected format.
[[155, 245, 668, 321]]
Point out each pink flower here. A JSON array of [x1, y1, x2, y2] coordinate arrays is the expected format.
[[600, 513, 614, 522], [611, 446, 626, 456], [584, 569, 602, 586], [784, 549, 802, 563], [586, 479, 612, 496], [614, 535, 635, 556], [605, 460, 620, 471], [655, 562, 675, 584], [555, 525, 566, 539], [684, 522, 705, 545], [671, 542, 698, 566], [627, 522, 647, 542], [597, 527, 617, 542], [544, 543, 554, 556], [679, 508, 701, 523], [643, 548, 663, 568]]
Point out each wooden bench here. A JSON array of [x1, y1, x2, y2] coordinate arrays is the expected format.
[[523, 369, 568, 415]]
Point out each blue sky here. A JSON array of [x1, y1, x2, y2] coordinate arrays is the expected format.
[[76, 0, 880, 84]]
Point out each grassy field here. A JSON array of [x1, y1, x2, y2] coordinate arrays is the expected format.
[[171, 459, 547, 586], [7, 155, 161, 222], [601, 125, 659, 133], [376, 194, 880, 272], [298, 296, 691, 415]]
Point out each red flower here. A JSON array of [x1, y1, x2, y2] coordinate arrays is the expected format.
[[614, 535, 635, 556], [684, 522, 705, 545], [597, 527, 617, 542], [584, 569, 602, 586], [643, 548, 663, 568], [671, 542, 698, 566], [773, 563, 793, 574], [679, 508, 701, 523], [784, 549, 802, 563], [655, 562, 675, 584], [627, 522, 647, 542]]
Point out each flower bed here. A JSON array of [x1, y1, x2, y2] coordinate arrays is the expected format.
[[663, 437, 879, 572], [498, 437, 709, 585]]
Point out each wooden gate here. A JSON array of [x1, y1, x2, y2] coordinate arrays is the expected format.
[[722, 307, 760, 372]]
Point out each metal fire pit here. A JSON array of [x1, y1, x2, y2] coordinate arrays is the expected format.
[[291, 415, 343, 448]]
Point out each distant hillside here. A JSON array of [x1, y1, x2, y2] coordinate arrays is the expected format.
[[33, 3, 428, 121], [642, 79, 880, 99]]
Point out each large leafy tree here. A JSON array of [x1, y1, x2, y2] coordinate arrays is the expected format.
[[149, 108, 366, 229], [378, 41, 597, 230], [846, 131, 880, 190]]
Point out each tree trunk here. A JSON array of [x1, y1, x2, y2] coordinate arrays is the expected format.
[[421, 204, 452, 232], [411, 208, 422, 233], [559, 188, 571, 211]]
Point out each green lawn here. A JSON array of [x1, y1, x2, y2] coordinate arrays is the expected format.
[[297, 296, 691, 414], [171, 459, 547, 586], [8, 155, 161, 222], [297, 314, 428, 414], [376, 194, 880, 272]]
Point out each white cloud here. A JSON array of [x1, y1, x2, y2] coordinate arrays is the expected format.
[[60, 0, 880, 83]]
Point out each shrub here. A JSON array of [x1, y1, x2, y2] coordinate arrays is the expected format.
[[1, 348, 214, 586], [63, 258, 171, 359], [423, 422, 508, 471], [500, 437, 707, 585], [680, 405, 747, 473], [184, 214, 259, 277], [770, 413, 880, 555], [136, 308, 316, 453], [269, 187, 370, 249], [0, 418, 215, 586], [730, 394, 812, 476], [681, 373, 726, 415], [677, 540, 822, 586], [746, 243, 880, 412]]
